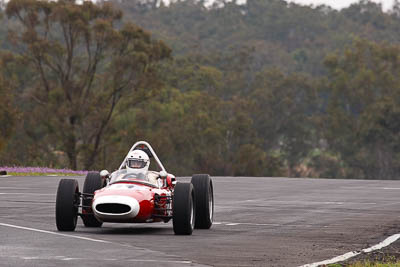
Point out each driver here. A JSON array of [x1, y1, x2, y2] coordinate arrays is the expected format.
[[126, 150, 150, 180], [118, 149, 159, 186]]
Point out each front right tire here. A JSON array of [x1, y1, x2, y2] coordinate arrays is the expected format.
[[173, 183, 195, 235]]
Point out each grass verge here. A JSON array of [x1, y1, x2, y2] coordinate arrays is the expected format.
[[329, 260, 400, 267]]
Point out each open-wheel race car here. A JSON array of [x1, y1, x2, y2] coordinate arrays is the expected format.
[[55, 141, 214, 235]]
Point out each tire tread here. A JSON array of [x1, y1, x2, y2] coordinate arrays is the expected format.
[[56, 179, 79, 231], [191, 174, 213, 229], [173, 183, 195, 235], [82, 172, 104, 227]]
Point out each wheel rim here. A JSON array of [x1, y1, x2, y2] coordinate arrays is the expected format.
[[209, 186, 213, 222], [73, 189, 79, 224], [190, 200, 195, 229]]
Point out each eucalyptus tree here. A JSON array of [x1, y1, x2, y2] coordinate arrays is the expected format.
[[0, 53, 16, 152], [323, 39, 400, 179], [5, 0, 171, 169]]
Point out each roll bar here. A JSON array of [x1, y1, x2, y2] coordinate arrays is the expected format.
[[118, 141, 166, 172]]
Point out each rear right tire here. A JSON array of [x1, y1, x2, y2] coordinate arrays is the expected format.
[[173, 183, 195, 235], [191, 174, 214, 229], [82, 172, 104, 227]]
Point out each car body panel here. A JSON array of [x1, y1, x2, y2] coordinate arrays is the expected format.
[[92, 180, 172, 223]]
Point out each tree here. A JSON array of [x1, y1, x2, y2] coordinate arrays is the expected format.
[[322, 39, 400, 179], [0, 52, 17, 152], [108, 87, 231, 175], [6, 0, 171, 169], [249, 69, 318, 177]]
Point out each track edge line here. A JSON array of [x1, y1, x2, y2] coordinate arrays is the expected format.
[[299, 233, 400, 267]]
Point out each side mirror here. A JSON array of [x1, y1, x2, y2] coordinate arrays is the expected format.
[[100, 169, 110, 177], [100, 170, 110, 184]]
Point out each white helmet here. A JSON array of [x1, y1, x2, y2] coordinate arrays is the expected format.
[[126, 150, 150, 179]]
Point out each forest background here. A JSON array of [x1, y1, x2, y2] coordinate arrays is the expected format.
[[1, 0, 400, 179]]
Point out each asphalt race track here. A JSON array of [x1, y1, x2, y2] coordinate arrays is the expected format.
[[1, 176, 400, 267]]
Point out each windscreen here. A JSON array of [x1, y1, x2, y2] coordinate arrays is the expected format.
[[121, 173, 146, 180]]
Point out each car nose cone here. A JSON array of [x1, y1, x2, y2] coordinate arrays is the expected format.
[[93, 195, 140, 221]]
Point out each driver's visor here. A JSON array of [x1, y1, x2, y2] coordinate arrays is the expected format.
[[127, 159, 147, 169]]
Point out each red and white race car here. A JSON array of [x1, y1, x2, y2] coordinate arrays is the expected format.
[[55, 141, 214, 235]]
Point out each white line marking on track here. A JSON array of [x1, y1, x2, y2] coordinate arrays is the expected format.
[[299, 234, 400, 267], [6, 255, 193, 264], [300, 251, 361, 267], [236, 200, 376, 205], [0, 223, 111, 243], [383, 188, 400, 190], [215, 221, 281, 226], [234, 222, 281, 226], [0, 222, 194, 265], [127, 259, 192, 263], [363, 234, 400, 252]]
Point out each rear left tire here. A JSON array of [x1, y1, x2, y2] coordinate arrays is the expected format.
[[56, 179, 79, 231]]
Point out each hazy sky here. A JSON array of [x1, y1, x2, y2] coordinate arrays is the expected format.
[[285, 0, 395, 10], [199, 0, 396, 11]]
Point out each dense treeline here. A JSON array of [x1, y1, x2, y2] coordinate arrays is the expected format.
[[1, 0, 400, 179]]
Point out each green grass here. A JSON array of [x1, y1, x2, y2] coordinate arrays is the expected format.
[[329, 261, 400, 267], [349, 262, 400, 267]]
